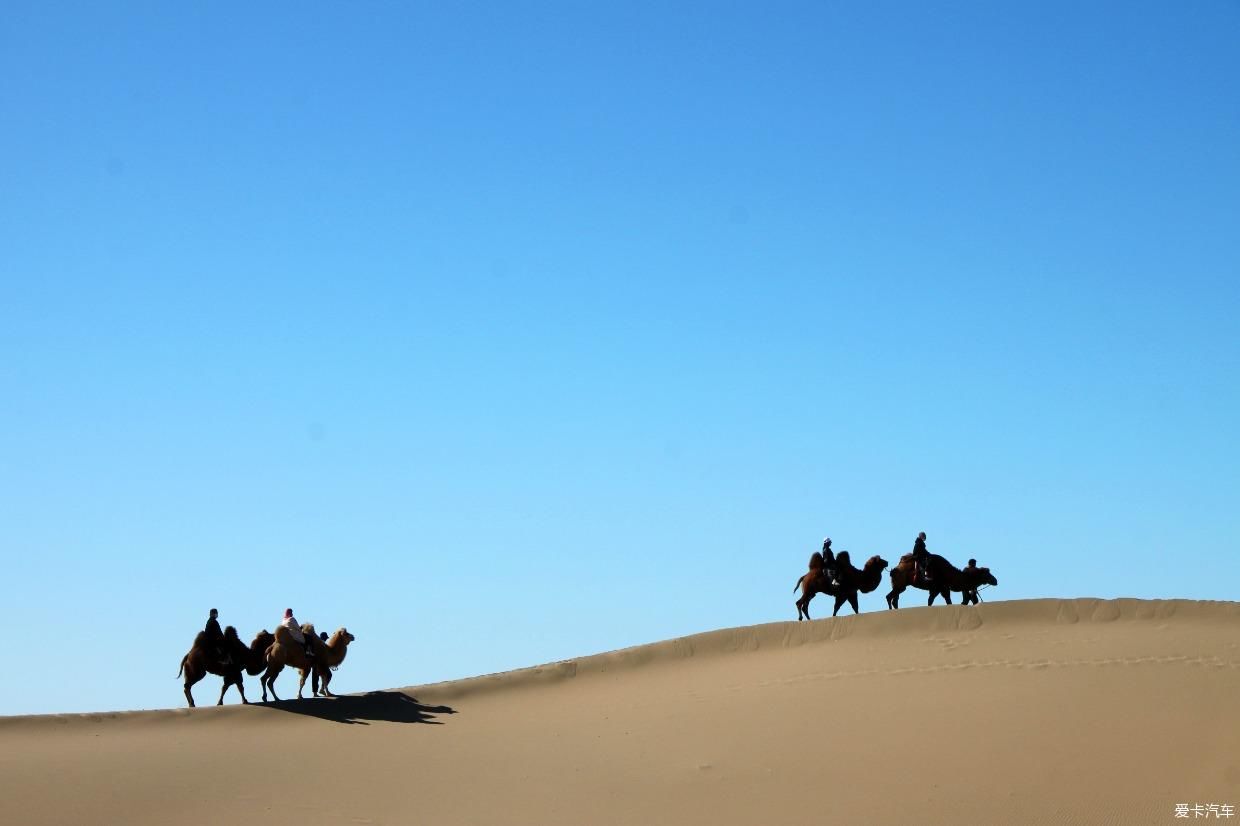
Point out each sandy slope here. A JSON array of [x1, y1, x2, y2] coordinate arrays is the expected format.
[[3, 598, 1238, 825]]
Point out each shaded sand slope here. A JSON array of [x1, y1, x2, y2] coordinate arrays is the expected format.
[[3, 598, 1238, 825]]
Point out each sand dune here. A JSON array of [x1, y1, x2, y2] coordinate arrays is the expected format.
[[4, 598, 1238, 825]]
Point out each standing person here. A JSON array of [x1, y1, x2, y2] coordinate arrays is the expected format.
[[204, 608, 229, 665], [281, 608, 315, 661], [912, 532, 931, 584], [962, 559, 980, 604]]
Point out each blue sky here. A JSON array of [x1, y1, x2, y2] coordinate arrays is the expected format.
[[2, 1, 1237, 716]]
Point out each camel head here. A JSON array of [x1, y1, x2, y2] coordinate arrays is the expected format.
[[864, 555, 889, 573], [966, 566, 998, 588], [329, 627, 356, 648]]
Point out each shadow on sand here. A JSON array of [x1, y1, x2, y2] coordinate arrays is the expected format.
[[263, 691, 457, 726]]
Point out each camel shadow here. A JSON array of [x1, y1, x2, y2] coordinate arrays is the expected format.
[[263, 691, 456, 726]]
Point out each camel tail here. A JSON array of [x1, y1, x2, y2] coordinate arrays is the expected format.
[[794, 574, 805, 593], [176, 655, 187, 679]]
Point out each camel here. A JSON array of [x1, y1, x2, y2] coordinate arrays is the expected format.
[[260, 624, 354, 701], [885, 553, 998, 609], [308, 627, 357, 697], [795, 551, 889, 619], [177, 627, 275, 708], [793, 551, 826, 620]]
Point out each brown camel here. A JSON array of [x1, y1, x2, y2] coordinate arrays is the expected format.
[[177, 627, 275, 708], [308, 627, 357, 697], [793, 551, 826, 620], [796, 552, 889, 619], [261, 624, 354, 701], [885, 553, 998, 609]]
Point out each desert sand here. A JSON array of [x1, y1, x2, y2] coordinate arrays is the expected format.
[[3, 598, 1238, 825]]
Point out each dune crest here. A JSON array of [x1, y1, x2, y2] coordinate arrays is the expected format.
[[3, 597, 1238, 825]]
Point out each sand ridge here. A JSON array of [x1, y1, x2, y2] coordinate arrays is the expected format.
[[3, 598, 1238, 825]]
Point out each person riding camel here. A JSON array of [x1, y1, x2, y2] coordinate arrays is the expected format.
[[281, 608, 315, 661], [913, 532, 931, 585], [822, 537, 839, 588], [204, 608, 230, 666]]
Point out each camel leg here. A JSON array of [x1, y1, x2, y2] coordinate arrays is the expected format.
[[219, 674, 248, 705], [319, 668, 333, 698], [297, 668, 309, 699], [848, 593, 859, 615], [886, 587, 901, 610], [833, 594, 845, 617], [943, 591, 953, 605], [263, 664, 283, 702], [183, 663, 202, 708]]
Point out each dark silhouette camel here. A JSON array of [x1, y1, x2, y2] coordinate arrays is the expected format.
[[177, 627, 275, 707], [885, 554, 998, 609]]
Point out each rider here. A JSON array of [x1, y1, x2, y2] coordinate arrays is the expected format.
[[281, 608, 316, 661], [822, 537, 839, 587], [204, 608, 230, 666], [912, 532, 931, 584]]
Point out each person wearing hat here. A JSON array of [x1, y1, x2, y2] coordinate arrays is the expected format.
[[912, 531, 931, 584], [281, 608, 316, 661], [822, 537, 839, 588], [204, 608, 230, 666]]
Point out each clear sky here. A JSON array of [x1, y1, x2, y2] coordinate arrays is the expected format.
[[2, 1, 1237, 716]]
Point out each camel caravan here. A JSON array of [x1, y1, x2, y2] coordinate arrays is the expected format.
[[178, 607, 356, 707], [795, 532, 999, 620]]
